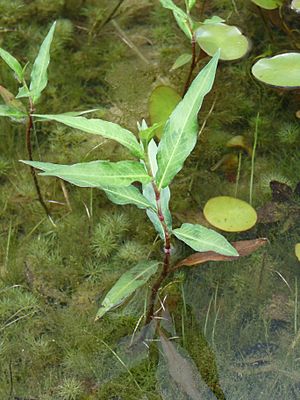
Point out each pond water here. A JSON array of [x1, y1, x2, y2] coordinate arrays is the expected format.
[[0, 1, 299, 399]]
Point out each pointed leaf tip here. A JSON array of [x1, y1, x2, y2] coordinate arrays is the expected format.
[[155, 53, 219, 190], [95, 261, 159, 319], [29, 21, 57, 104]]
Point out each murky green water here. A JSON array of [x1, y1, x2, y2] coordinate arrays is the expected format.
[[0, 1, 299, 399]]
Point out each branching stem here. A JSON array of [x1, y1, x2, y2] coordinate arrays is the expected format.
[[182, 35, 207, 96]]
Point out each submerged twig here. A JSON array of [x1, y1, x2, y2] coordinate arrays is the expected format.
[[99, 0, 125, 31], [111, 19, 149, 64]]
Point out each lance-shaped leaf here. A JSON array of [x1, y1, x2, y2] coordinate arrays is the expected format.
[[95, 261, 159, 320], [0, 105, 27, 119], [172, 223, 238, 256], [160, 0, 192, 39], [0, 48, 23, 82], [174, 238, 268, 269], [0, 85, 27, 113], [185, 0, 197, 11], [33, 114, 144, 158], [29, 21, 56, 103], [20, 160, 151, 187], [155, 51, 219, 190], [157, 332, 217, 400], [170, 53, 193, 71], [102, 185, 156, 211], [143, 139, 172, 239]]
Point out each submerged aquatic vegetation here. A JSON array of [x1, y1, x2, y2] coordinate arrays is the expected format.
[[0, 1, 299, 399], [159, 0, 250, 94]]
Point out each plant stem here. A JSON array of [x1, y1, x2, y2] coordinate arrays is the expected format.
[[26, 103, 52, 221], [100, 0, 125, 30], [145, 182, 171, 325], [249, 112, 259, 205], [234, 151, 242, 198], [182, 34, 197, 96]]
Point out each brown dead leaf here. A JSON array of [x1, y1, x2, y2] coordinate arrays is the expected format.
[[173, 238, 268, 270]]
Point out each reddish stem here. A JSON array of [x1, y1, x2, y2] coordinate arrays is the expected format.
[[182, 35, 197, 97], [145, 182, 171, 325], [26, 103, 51, 218]]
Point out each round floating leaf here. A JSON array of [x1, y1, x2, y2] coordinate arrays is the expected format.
[[252, 0, 283, 10], [149, 85, 181, 139], [295, 243, 300, 261], [195, 23, 249, 61], [203, 196, 257, 232], [291, 0, 300, 12], [251, 0, 283, 9], [252, 53, 300, 88]]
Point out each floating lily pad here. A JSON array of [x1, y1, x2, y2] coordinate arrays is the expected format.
[[195, 23, 249, 61], [149, 86, 181, 139], [203, 196, 257, 232], [252, 53, 300, 88], [296, 243, 300, 261], [251, 0, 283, 9], [291, 0, 300, 12]]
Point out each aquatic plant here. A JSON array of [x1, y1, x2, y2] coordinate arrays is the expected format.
[[159, 0, 250, 94], [252, 52, 300, 88], [0, 21, 57, 221], [0, 20, 267, 329]]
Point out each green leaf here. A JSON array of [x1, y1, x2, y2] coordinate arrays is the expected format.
[[185, 0, 197, 11], [170, 53, 192, 71], [138, 123, 161, 145], [196, 23, 249, 61], [0, 48, 23, 82], [172, 223, 238, 256], [160, 0, 188, 18], [203, 196, 257, 232], [251, 0, 283, 9], [33, 114, 144, 158], [16, 85, 31, 99], [29, 21, 56, 104], [251, 53, 300, 88], [0, 85, 27, 113], [155, 51, 219, 190], [202, 16, 225, 24], [149, 86, 181, 139], [20, 160, 152, 187], [295, 243, 300, 261], [173, 12, 193, 39], [159, 0, 192, 39], [143, 140, 172, 239], [0, 105, 27, 119], [102, 185, 156, 211], [59, 109, 103, 117], [95, 261, 159, 320]]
